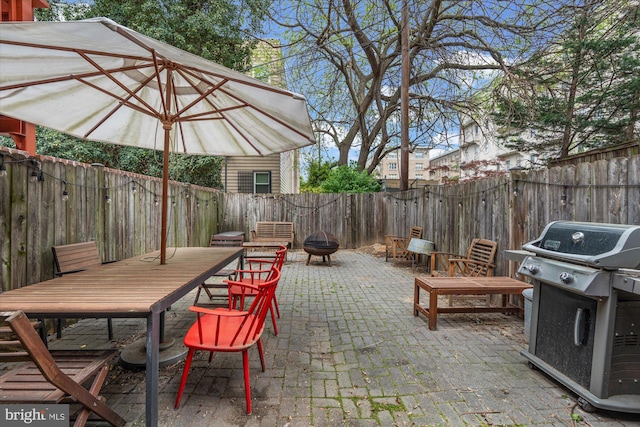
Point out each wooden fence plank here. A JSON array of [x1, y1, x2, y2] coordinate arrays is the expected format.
[[607, 157, 627, 224]]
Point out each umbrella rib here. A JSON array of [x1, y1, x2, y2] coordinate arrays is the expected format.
[[109, 23, 172, 121], [76, 71, 163, 139], [175, 67, 312, 142], [78, 50, 161, 117], [171, 72, 228, 119], [179, 62, 298, 98], [218, 86, 314, 141], [0, 39, 148, 62], [177, 105, 244, 122], [78, 76, 159, 139], [0, 51, 156, 93], [150, 50, 170, 120], [220, 114, 264, 155], [169, 83, 188, 153]]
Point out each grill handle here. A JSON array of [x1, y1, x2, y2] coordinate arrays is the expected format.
[[573, 308, 589, 346]]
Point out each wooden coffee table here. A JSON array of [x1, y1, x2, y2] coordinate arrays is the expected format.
[[414, 276, 532, 330]]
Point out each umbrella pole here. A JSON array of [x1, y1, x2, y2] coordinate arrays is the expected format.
[[160, 127, 170, 264]]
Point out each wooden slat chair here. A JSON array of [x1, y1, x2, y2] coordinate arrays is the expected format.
[[227, 246, 287, 336], [430, 238, 498, 306], [193, 235, 244, 306], [385, 226, 423, 263], [52, 242, 115, 340], [0, 310, 125, 427]]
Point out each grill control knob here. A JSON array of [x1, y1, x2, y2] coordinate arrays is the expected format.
[[525, 264, 539, 274], [560, 272, 575, 284]]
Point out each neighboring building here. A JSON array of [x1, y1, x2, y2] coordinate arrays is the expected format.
[[222, 40, 301, 194], [458, 116, 538, 180], [427, 149, 460, 183], [376, 146, 433, 189]]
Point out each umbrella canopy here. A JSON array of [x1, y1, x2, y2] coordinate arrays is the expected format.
[[0, 18, 315, 263]]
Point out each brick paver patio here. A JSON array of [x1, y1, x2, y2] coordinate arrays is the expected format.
[[7, 250, 639, 426]]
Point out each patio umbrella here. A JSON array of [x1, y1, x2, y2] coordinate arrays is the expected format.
[[0, 18, 315, 264]]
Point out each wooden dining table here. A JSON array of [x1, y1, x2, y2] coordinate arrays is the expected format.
[[0, 246, 243, 427]]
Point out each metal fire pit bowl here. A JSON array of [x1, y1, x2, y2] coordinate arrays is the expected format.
[[303, 231, 339, 266]]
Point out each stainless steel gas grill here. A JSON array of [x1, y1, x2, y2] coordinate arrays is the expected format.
[[518, 221, 640, 414]]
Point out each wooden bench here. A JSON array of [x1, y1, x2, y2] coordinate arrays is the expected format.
[[0, 310, 125, 427], [413, 276, 531, 330], [51, 242, 114, 339], [250, 221, 295, 248]]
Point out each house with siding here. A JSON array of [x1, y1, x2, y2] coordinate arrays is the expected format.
[[222, 40, 301, 194]]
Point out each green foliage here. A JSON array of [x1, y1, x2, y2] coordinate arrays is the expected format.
[[301, 159, 336, 193], [1, 129, 223, 188], [71, 0, 269, 70], [167, 154, 223, 189], [320, 164, 381, 194], [492, 2, 640, 157]]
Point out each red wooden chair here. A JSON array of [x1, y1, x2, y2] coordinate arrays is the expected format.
[[174, 268, 280, 414], [228, 246, 286, 335]]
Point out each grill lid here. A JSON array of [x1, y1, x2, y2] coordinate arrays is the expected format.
[[522, 221, 640, 269]]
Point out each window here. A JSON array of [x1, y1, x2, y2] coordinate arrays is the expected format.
[[415, 174, 423, 179], [388, 152, 397, 158], [388, 174, 398, 179], [254, 171, 271, 193], [415, 152, 424, 159], [415, 163, 423, 171], [389, 162, 397, 170], [238, 171, 271, 193]]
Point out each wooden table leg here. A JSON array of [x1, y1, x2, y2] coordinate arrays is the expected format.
[[428, 289, 438, 330], [414, 282, 420, 316]]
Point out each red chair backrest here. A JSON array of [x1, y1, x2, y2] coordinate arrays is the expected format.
[[204, 267, 280, 346], [267, 247, 286, 281]]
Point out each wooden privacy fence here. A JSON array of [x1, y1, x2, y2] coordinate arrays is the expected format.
[[1, 147, 639, 291], [217, 154, 639, 276], [0, 149, 223, 291]]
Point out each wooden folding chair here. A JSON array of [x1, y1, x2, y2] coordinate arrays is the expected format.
[[0, 310, 125, 427], [385, 226, 423, 263], [430, 238, 498, 306]]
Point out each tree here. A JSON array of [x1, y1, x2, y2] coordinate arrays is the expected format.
[[75, 0, 268, 69], [492, 0, 639, 158], [301, 159, 337, 193], [268, 0, 576, 173], [320, 164, 381, 193]]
